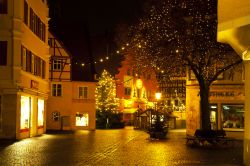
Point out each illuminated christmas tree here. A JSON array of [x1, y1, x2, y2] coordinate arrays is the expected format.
[[95, 70, 121, 128], [96, 69, 119, 112]]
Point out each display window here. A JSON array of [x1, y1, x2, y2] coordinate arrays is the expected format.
[[222, 104, 244, 129], [20, 96, 30, 130], [76, 113, 88, 126], [38, 99, 44, 127], [209, 104, 218, 130]]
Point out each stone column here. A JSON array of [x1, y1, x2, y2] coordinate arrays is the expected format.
[[244, 60, 250, 166]]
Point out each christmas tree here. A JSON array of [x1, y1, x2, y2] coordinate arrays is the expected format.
[[95, 70, 121, 128]]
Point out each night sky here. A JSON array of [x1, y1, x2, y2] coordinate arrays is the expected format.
[[48, 0, 144, 80]]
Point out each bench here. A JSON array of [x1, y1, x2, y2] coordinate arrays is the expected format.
[[186, 129, 232, 146]]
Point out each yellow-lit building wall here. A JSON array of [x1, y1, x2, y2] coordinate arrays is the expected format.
[[0, 0, 49, 139], [218, 1, 250, 165], [47, 33, 96, 131]]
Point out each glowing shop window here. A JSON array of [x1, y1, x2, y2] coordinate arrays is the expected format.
[[76, 113, 88, 126], [38, 99, 44, 126], [21, 96, 30, 129]]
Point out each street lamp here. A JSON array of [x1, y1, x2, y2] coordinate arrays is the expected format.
[[153, 92, 162, 123], [155, 92, 162, 101]]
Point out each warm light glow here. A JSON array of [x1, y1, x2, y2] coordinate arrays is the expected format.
[[21, 96, 30, 129], [136, 79, 143, 89], [106, 56, 109, 60], [76, 113, 89, 126], [38, 99, 44, 127], [100, 59, 103, 62], [116, 50, 120, 54], [122, 47, 125, 50], [155, 92, 162, 100], [81, 63, 85, 66], [124, 100, 133, 108]]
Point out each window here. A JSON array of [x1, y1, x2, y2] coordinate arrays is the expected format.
[[79, 86, 88, 99], [0, 0, 7, 14], [53, 60, 62, 70], [21, 46, 27, 70], [0, 41, 7, 65], [124, 87, 131, 96], [189, 69, 196, 80], [30, 8, 34, 31], [52, 111, 60, 121], [21, 45, 46, 78], [0, 96, 2, 130], [175, 100, 178, 106], [24, 1, 28, 25], [26, 50, 31, 72], [20, 96, 30, 130], [147, 74, 151, 80], [52, 83, 62, 97], [76, 113, 88, 126], [42, 60, 45, 78], [137, 89, 141, 98], [37, 99, 44, 127], [222, 104, 244, 129], [29, 7, 46, 42], [31, 53, 34, 73], [127, 69, 130, 76], [147, 90, 152, 98], [48, 38, 53, 47]]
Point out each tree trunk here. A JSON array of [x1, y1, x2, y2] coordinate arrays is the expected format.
[[199, 82, 211, 130]]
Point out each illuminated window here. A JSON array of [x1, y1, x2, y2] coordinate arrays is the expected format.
[[52, 83, 62, 97], [20, 96, 30, 130], [38, 99, 44, 127], [79, 86, 87, 99], [0, 41, 7, 66], [76, 113, 88, 126], [222, 104, 244, 129], [53, 60, 62, 70], [0, 0, 7, 14]]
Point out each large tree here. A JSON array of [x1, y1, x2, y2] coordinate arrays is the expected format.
[[119, 0, 242, 130]]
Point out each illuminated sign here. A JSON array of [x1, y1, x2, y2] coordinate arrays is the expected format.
[[31, 80, 39, 89]]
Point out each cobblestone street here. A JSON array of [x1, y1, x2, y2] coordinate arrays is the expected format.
[[0, 127, 243, 166]]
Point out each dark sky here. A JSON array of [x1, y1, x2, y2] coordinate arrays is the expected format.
[[48, 0, 144, 80]]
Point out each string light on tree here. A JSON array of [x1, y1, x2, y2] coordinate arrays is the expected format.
[[95, 70, 119, 113]]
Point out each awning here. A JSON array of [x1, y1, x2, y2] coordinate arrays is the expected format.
[[123, 108, 138, 114]]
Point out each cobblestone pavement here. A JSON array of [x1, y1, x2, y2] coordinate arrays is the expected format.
[[0, 127, 243, 166]]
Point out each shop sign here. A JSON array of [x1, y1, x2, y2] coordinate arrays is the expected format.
[[209, 91, 243, 97], [31, 80, 39, 89]]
